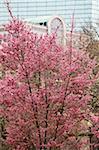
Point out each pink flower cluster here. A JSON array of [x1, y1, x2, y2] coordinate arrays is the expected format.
[[0, 19, 98, 150]]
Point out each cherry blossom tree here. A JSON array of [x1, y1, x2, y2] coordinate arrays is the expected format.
[[0, 18, 98, 150], [0, 1, 98, 149]]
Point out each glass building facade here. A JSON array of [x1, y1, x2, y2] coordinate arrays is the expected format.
[[0, 0, 99, 30]]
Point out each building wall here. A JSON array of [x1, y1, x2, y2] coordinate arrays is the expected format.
[[92, 0, 99, 26], [0, 0, 98, 30]]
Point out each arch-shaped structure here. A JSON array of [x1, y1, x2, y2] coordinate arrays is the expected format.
[[25, 16, 66, 45]]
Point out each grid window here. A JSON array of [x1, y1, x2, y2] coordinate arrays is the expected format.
[[0, 0, 98, 30]]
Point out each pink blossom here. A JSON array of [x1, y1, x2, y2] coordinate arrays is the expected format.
[[0, 19, 98, 150]]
